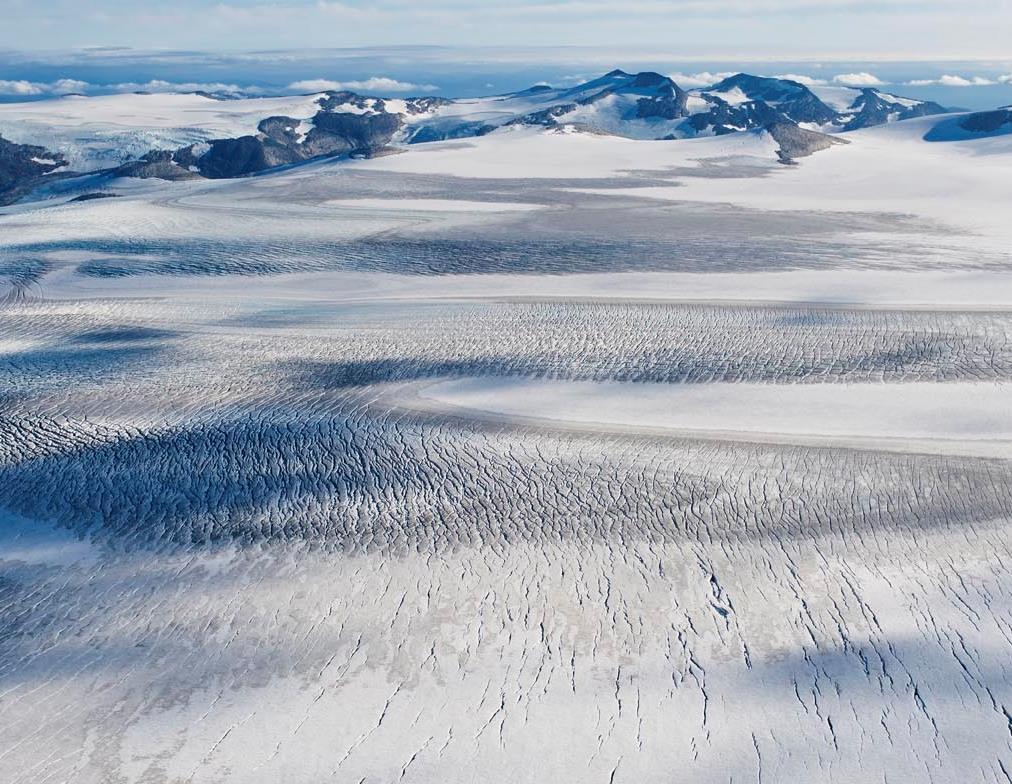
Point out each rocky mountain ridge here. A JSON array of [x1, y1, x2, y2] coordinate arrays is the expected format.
[[0, 69, 978, 202]]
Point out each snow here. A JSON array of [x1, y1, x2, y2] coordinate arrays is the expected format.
[[381, 98, 410, 114], [352, 124, 780, 179], [324, 198, 540, 212], [31, 267, 1012, 311], [418, 378, 1012, 458], [0, 92, 324, 133], [323, 96, 399, 115], [876, 91, 922, 109], [927, 112, 1012, 142], [684, 94, 711, 113], [705, 86, 750, 105], [292, 119, 313, 143], [808, 84, 861, 112], [2, 91, 1012, 784], [525, 115, 1012, 259], [403, 94, 548, 127], [543, 93, 692, 140], [0, 92, 325, 170], [397, 76, 700, 141]]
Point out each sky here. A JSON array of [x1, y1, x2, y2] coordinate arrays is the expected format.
[[1, 2, 1011, 108], [4, 0, 1012, 56]]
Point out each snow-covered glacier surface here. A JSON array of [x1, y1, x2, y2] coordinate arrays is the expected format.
[[2, 117, 1012, 784]]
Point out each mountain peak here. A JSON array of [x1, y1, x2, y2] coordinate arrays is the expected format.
[[631, 72, 670, 88]]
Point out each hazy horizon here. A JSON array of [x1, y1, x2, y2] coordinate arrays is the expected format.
[[1, 46, 1010, 110], [6, 0, 1012, 55]]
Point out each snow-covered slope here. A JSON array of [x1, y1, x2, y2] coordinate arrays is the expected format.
[[399, 70, 947, 142], [345, 109, 1011, 264], [2, 78, 1012, 783], [0, 69, 953, 196], [925, 106, 1012, 141], [0, 92, 327, 171]]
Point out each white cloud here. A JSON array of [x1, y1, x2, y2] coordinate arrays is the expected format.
[[0, 79, 45, 96], [50, 78, 89, 94], [287, 77, 437, 93], [774, 73, 827, 86], [832, 72, 885, 86], [0, 74, 436, 100], [907, 74, 996, 87], [0, 77, 90, 96], [941, 74, 994, 86], [110, 79, 259, 95], [1000, 74, 1012, 84], [669, 71, 734, 88], [5, 0, 1012, 56]]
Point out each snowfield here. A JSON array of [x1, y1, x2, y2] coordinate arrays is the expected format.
[[415, 377, 1012, 457], [0, 92, 327, 169], [1, 96, 1012, 784]]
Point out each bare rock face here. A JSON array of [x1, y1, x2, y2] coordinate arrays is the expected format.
[[686, 98, 784, 136], [506, 103, 579, 127], [0, 135, 67, 202], [112, 150, 202, 181], [634, 77, 690, 120], [705, 74, 839, 126], [171, 93, 407, 179], [764, 121, 849, 164], [838, 88, 948, 132], [308, 110, 402, 154], [256, 115, 306, 146], [90, 71, 953, 185]]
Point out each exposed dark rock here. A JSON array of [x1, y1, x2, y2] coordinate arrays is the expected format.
[[403, 96, 454, 115], [506, 104, 578, 127], [317, 91, 378, 113], [631, 71, 670, 89], [112, 150, 202, 181], [173, 96, 407, 178], [404, 121, 496, 143], [765, 121, 849, 164], [309, 110, 402, 153], [188, 136, 297, 178], [689, 97, 785, 134], [0, 135, 67, 193], [838, 88, 948, 132], [32, 70, 956, 187], [706, 74, 838, 126], [635, 78, 690, 120], [69, 192, 121, 202], [257, 116, 305, 145]]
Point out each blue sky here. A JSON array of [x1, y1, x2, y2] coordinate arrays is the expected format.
[[4, 0, 1011, 56], [2, 2, 1011, 109]]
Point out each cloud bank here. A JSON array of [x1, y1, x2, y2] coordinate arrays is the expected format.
[[832, 72, 886, 86], [668, 71, 735, 88], [0, 75, 438, 98], [907, 74, 998, 87], [0, 78, 89, 96], [287, 77, 437, 93]]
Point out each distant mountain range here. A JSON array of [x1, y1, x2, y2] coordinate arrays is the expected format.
[[174, 70, 948, 176], [0, 69, 1009, 203]]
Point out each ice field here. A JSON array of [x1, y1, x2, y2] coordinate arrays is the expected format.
[[2, 115, 1012, 783]]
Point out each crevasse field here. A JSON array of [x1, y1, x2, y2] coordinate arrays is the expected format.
[[2, 109, 1012, 783]]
